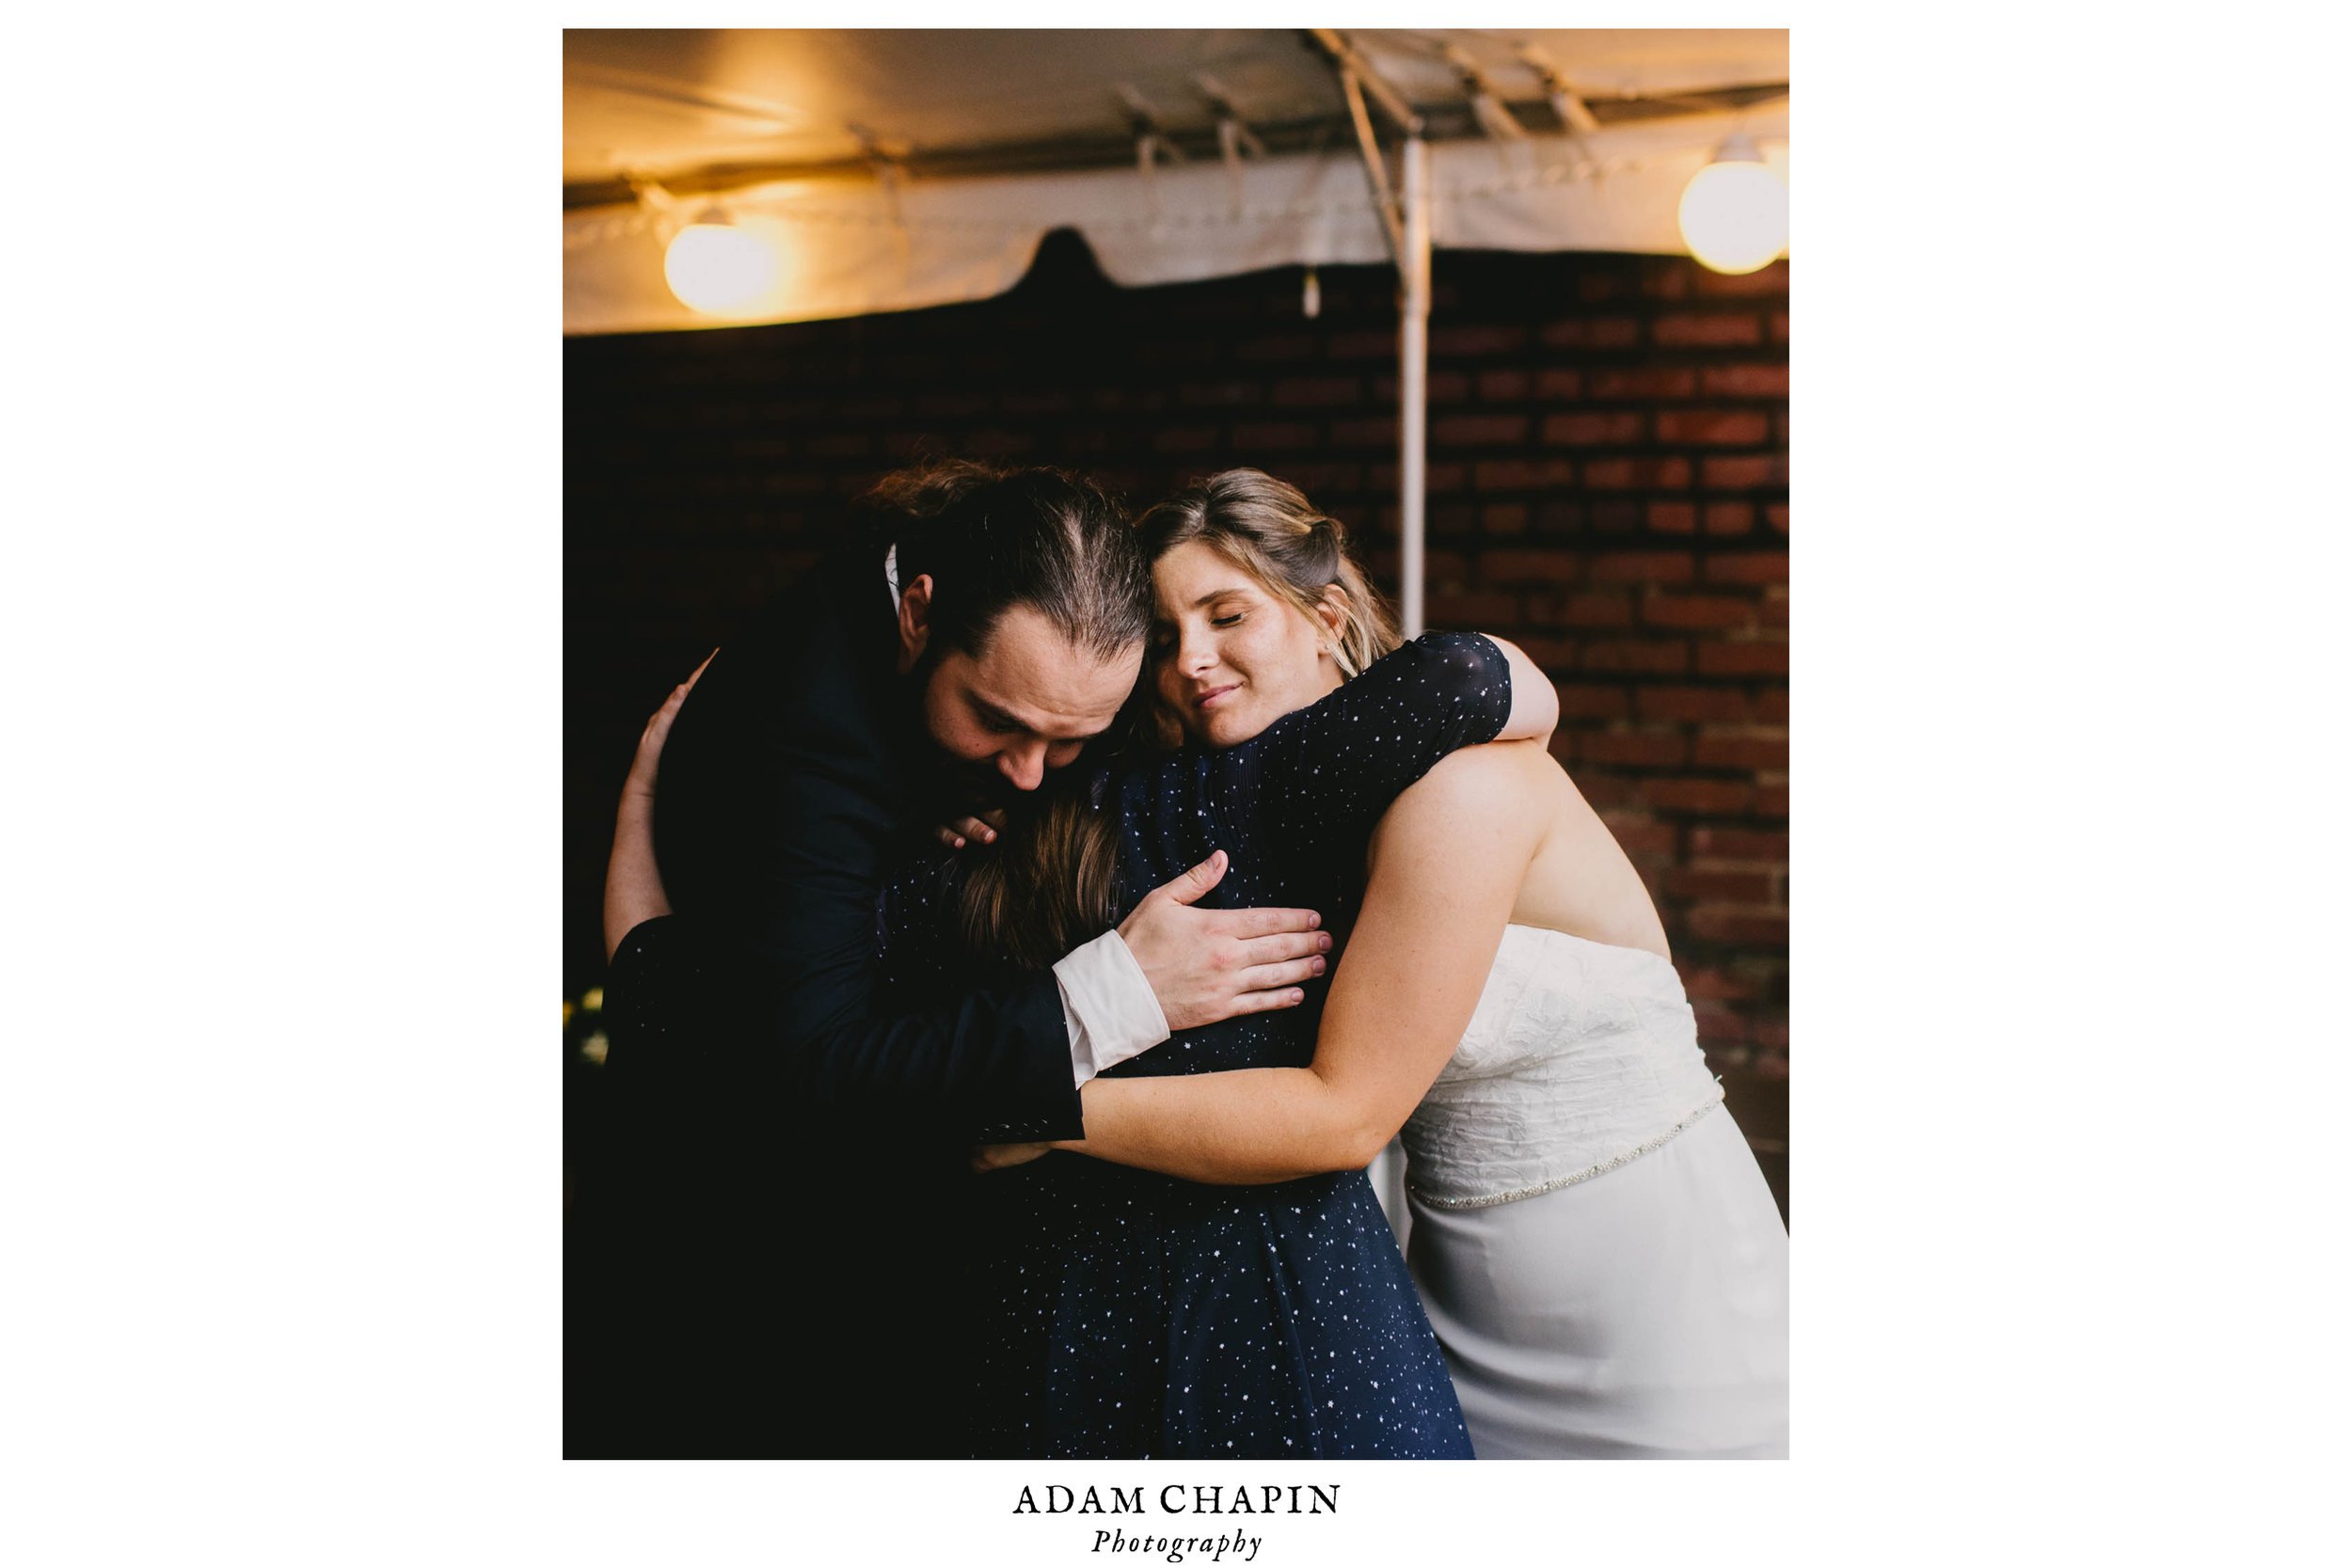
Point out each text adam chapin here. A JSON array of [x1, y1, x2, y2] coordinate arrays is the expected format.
[[1013, 1484, 1340, 1563]]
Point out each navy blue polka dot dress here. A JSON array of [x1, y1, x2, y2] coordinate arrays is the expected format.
[[881, 632, 1512, 1458]]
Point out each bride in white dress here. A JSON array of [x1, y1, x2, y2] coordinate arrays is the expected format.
[[979, 469, 1788, 1459]]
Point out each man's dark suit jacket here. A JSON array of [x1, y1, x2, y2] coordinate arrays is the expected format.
[[567, 537, 1090, 1457]]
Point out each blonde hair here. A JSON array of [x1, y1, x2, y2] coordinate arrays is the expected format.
[[1137, 468, 1400, 680]]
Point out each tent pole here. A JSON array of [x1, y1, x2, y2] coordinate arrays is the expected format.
[[1365, 135, 1434, 1251], [1398, 135, 1430, 639]]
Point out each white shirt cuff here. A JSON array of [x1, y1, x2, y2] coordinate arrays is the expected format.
[[1055, 929, 1172, 1087]]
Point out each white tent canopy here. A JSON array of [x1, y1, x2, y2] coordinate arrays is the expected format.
[[563, 28, 1788, 335]]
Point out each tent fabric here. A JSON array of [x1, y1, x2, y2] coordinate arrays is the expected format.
[[562, 103, 1788, 336], [562, 28, 1791, 190]]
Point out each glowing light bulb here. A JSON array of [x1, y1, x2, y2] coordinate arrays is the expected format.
[[662, 210, 785, 316], [1677, 135, 1788, 276]]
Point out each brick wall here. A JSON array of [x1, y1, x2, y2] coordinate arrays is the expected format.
[[566, 231, 1789, 1213]]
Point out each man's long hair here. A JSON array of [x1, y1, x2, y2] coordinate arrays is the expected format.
[[869, 461, 1151, 663]]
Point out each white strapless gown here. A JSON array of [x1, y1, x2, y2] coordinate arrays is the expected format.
[[1401, 925, 1789, 1459]]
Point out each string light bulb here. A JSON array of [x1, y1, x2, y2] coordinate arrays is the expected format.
[[662, 206, 785, 316], [1677, 134, 1788, 275]]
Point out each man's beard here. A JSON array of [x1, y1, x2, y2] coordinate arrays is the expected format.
[[900, 644, 1020, 815]]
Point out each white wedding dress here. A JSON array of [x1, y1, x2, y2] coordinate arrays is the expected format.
[[1401, 925, 1789, 1459]]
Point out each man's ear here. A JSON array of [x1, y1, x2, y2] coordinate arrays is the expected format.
[[896, 573, 934, 674]]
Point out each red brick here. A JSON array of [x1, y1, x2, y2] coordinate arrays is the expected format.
[[1573, 772, 1641, 810], [1553, 683, 1630, 721], [1269, 376, 1363, 408], [1760, 586, 1788, 628], [1588, 367, 1698, 401], [1231, 420, 1318, 451], [1668, 867, 1776, 903], [1235, 334, 1316, 362], [1766, 503, 1789, 532], [1644, 593, 1756, 630], [1326, 416, 1394, 451], [1692, 260, 1787, 296], [1771, 311, 1789, 342], [1600, 811, 1677, 857], [1754, 783, 1789, 818], [1687, 827, 1788, 863], [1696, 639, 1788, 676], [1705, 501, 1756, 536], [1686, 908, 1788, 945], [1581, 729, 1690, 768], [1511, 633, 1580, 671], [1471, 457, 1579, 492], [1756, 689, 1788, 723], [1586, 550, 1696, 586], [1640, 265, 1693, 302], [1434, 413, 1532, 446], [1692, 1002, 1753, 1047], [804, 432, 872, 457], [1525, 589, 1634, 629], [1654, 313, 1763, 348], [1534, 369, 1583, 400], [1657, 409, 1772, 445], [1693, 731, 1789, 770], [1581, 639, 1691, 674], [1327, 329, 1392, 360], [1533, 499, 1583, 535], [1178, 379, 1263, 409], [1638, 686, 1752, 723], [1702, 454, 1788, 490], [1647, 500, 1697, 534], [1543, 411, 1648, 446], [1703, 363, 1790, 398], [1584, 456, 1692, 491], [1152, 426, 1218, 453], [1422, 548, 1470, 584], [961, 429, 1035, 456], [1704, 553, 1789, 585], [1482, 501, 1529, 535], [1578, 272, 1629, 303], [1275, 461, 1361, 497], [1480, 548, 1581, 586], [1478, 370, 1532, 402], [1644, 777, 1754, 815], [1539, 317, 1643, 350], [1425, 588, 1520, 626], [1432, 323, 1529, 356], [1678, 964, 1760, 1002]]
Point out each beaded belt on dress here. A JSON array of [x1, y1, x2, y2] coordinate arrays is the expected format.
[[1406, 1089, 1724, 1210]]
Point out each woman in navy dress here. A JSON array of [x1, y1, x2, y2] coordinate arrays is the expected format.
[[609, 471, 1553, 1456]]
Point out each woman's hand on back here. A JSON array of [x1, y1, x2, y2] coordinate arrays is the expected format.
[[603, 653, 713, 960]]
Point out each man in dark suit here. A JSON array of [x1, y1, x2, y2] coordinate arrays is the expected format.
[[571, 463, 1327, 1456]]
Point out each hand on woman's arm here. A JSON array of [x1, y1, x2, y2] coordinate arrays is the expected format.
[[602, 657, 710, 960], [1047, 742, 1549, 1184]]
